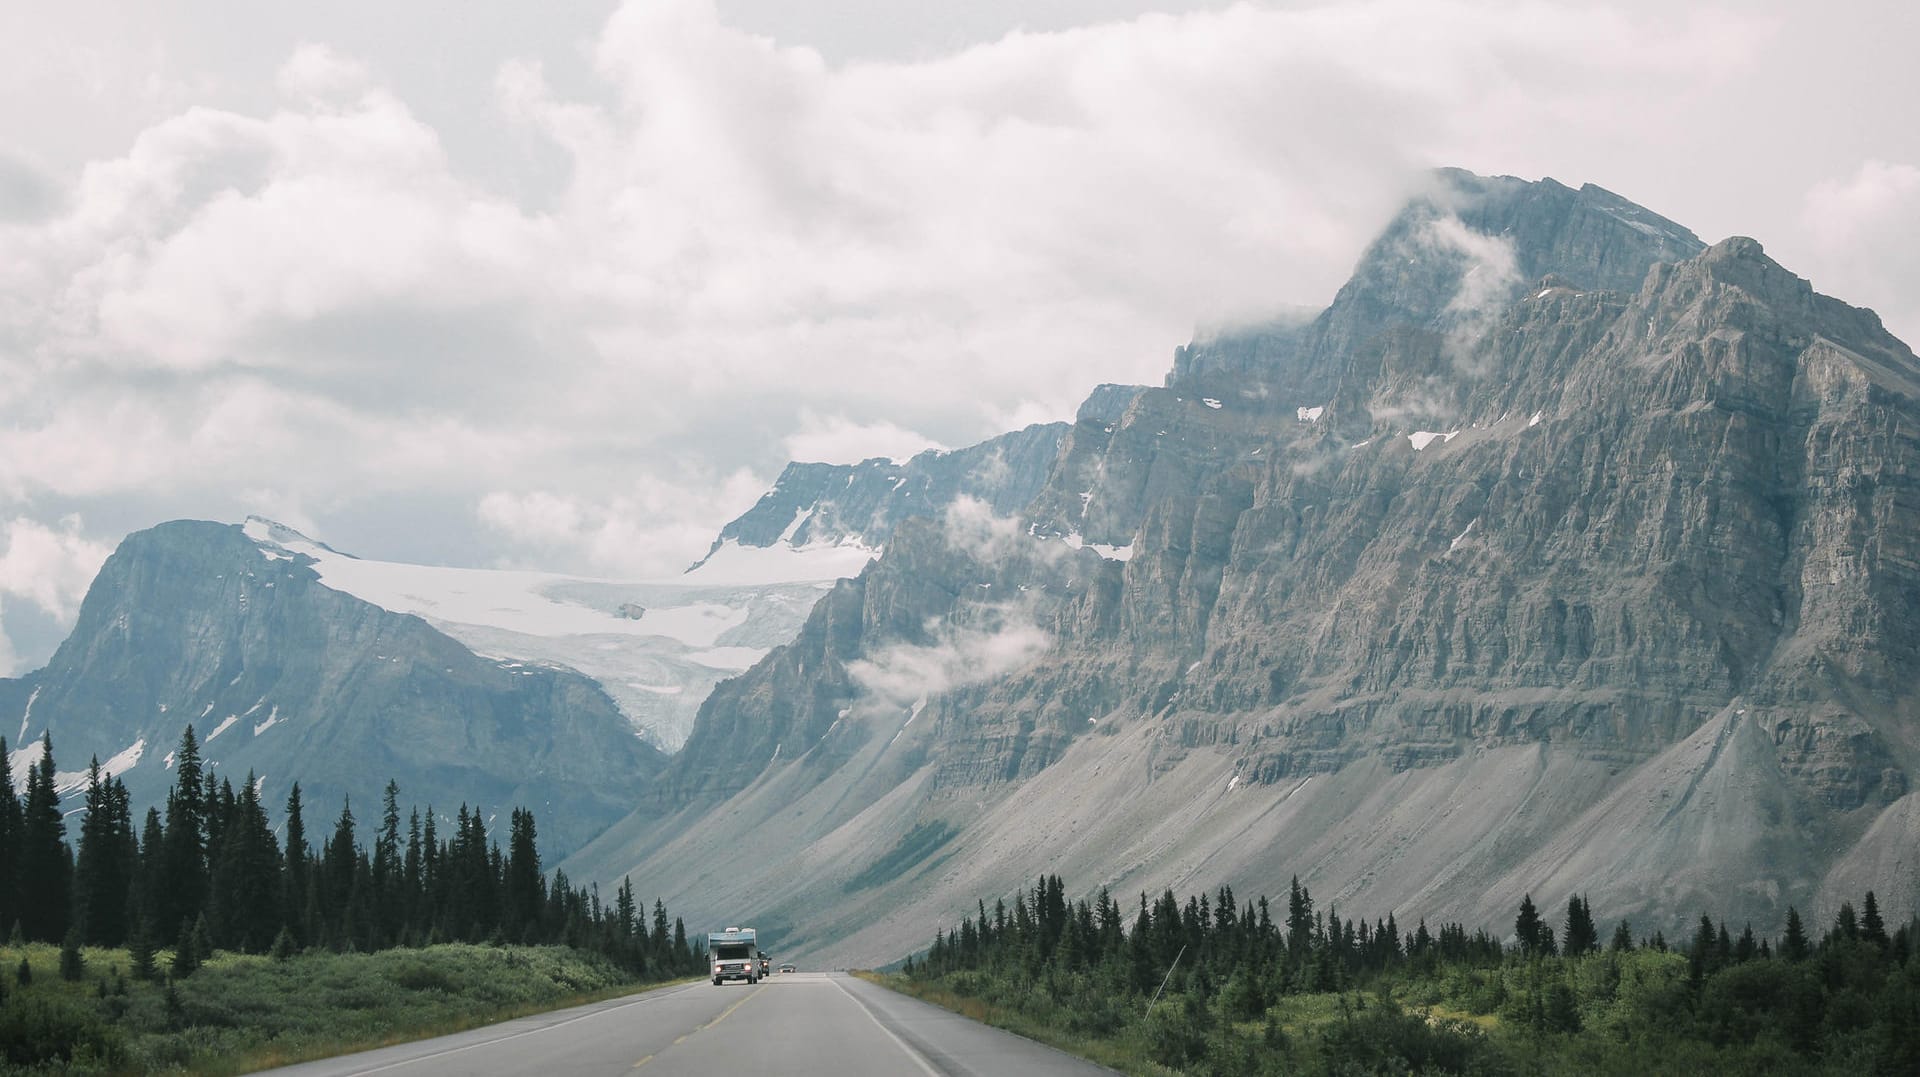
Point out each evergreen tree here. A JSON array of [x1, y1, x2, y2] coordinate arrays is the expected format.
[[207, 774, 281, 952], [1861, 891, 1889, 951], [283, 783, 310, 944], [127, 914, 157, 982], [59, 925, 85, 981], [18, 732, 72, 940], [1514, 894, 1543, 956], [157, 726, 208, 936], [171, 917, 200, 978], [0, 736, 21, 936], [1833, 902, 1860, 944], [321, 796, 358, 945], [1563, 894, 1598, 956], [1609, 920, 1634, 953], [373, 781, 403, 946], [504, 807, 542, 941], [73, 760, 138, 945]]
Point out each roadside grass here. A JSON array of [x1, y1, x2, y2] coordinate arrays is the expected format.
[[0, 940, 691, 1074], [856, 970, 1180, 1076], [865, 970, 1524, 1076]]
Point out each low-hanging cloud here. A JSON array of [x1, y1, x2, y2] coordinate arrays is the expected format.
[[846, 617, 1052, 715], [0, 0, 1809, 662]]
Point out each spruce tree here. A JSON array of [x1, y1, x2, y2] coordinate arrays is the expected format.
[[171, 918, 200, 978], [158, 727, 208, 936], [504, 808, 542, 940], [127, 914, 157, 982], [73, 761, 138, 945], [19, 732, 72, 940], [59, 925, 85, 981], [208, 774, 281, 951], [283, 783, 310, 944], [0, 736, 21, 937], [1563, 894, 1598, 956], [1609, 920, 1634, 953], [1514, 893, 1542, 956], [1861, 891, 1889, 951]]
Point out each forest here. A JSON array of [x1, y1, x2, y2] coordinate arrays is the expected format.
[[899, 874, 1920, 1075], [0, 728, 701, 1071], [0, 728, 699, 974]]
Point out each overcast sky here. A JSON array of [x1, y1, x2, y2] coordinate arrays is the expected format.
[[1, 0, 1916, 672]]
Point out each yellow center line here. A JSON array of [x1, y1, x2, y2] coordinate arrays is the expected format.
[[633, 984, 767, 1069]]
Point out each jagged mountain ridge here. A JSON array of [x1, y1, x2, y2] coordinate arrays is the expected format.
[[694, 420, 1078, 566], [565, 171, 1920, 965], [2, 520, 666, 856]]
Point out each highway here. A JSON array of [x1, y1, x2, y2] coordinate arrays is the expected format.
[[265, 971, 1117, 1076]]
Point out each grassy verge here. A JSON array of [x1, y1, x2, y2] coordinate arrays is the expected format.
[[0, 941, 691, 1074], [856, 970, 1179, 1076]]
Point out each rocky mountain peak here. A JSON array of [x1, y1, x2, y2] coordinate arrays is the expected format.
[[570, 168, 1920, 963]]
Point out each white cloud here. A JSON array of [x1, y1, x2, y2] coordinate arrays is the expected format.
[[783, 413, 944, 465], [0, 516, 112, 622], [275, 43, 375, 105], [847, 618, 1051, 714], [11, 0, 1913, 669], [1798, 160, 1920, 344], [477, 468, 771, 578]]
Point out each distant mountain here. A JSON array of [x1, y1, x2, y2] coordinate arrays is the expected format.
[[565, 171, 1920, 966], [240, 518, 857, 753], [1, 520, 665, 856], [693, 420, 1078, 570]]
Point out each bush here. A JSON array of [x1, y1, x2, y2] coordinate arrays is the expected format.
[[1140, 993, 1212, 1068], [0, 993, 124, 1069], [1316, 993, 1490, 1076]]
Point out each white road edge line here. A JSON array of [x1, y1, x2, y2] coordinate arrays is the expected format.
[[336, 982, 706, 1075], [832, 976, 942, 1077]]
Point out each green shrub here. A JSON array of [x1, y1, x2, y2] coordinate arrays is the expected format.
[[0, 993, 124, 1069]]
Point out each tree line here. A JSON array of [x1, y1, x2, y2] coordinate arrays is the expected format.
[[911, 874, 1920, 1073], [0, 728, 702, 981]]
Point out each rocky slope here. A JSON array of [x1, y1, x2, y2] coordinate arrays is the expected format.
[[1, 520, 666, 856], [566, 171, 1920, 964]]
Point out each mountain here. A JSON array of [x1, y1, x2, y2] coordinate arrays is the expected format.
[[692, 420, 1078, 570], [564, 171, 1920, 965], [1, 519, 666, 856], [239, 518, 863, 753]]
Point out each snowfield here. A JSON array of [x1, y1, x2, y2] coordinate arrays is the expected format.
[[241, 517, 876, 751]]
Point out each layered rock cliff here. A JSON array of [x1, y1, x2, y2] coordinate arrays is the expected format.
[[567, 171, 1920, 964]]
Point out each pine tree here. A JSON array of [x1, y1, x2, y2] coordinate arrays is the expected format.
[[127, 914, 157, 981], [73, 761, 138, 945], [171, 917, 200, 978], [0, 736, 21, 937], [373, 781, 403, 947], [158, 727, 209, 936], [321, 796, 358, 945], [1514, 894, 1542, 956], [283, 783, 310, 945], [1861, 891, 1889, 951], [1609, 920, 1634, 953], [19, 732, 72, 941], [1563, 894, 1598, 956], [504, 808, 542, 940], [59, 925, 85, 980], [207, 774, 281, 952]]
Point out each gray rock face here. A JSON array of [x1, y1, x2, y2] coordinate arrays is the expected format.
[[568, 170, 1920, 964], [1, 521, 664, 856], [695, 422, 1071, 560]]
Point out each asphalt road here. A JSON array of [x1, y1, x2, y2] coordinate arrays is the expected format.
[[265, 972, 1117, 1076]]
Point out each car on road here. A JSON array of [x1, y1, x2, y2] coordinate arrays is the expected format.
[[778, 963, 796, 974]]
